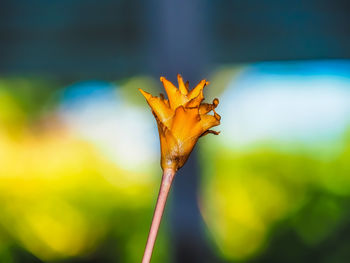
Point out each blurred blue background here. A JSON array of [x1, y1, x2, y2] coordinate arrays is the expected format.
[[1, 1, 350, 262]]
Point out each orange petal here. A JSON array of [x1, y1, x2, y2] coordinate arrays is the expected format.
[[200, 112, 221, 132], [153, 113, 178, 169], [160, 76, 187, 109], [185, 89, 204, 108], [177, 74, 189, 95], [139, 88, 173, 128], [187, 79, 209, 100], [171, 106, 201, 142]]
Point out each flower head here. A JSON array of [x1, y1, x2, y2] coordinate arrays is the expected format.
[[139, 74, 221, 171]]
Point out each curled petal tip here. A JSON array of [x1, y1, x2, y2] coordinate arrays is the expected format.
[[200, 79, 209, 87], [213, 98, 219, 107], [200, 129, 220, 137], [160, 76, 166, 82], [209, 130, 220, 135], [214, 111, 221, 121]]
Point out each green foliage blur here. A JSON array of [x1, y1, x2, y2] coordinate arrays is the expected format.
[[200, 132, 350, 263], [0, 77, 170, 263]]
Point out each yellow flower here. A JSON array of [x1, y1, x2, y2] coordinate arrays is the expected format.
[[139, 74, 221, 171]]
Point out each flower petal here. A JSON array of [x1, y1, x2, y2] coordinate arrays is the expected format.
[[139, 88, 173, 128], [199, 111, 221, 132], [171, 106, 201, 143], [160, 76, 187, 109], [185, 89, 204, 108], [187, 79, 209, 100], [177, 74, 189, 95]]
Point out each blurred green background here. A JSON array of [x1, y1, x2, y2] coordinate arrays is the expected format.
[[1, 62, 350, 263], [1, 0, 350, 262]]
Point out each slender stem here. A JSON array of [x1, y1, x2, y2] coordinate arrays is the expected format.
[[142, 168, 176, 263]]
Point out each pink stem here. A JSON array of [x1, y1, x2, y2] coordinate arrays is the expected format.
[[142, 168, 176, 263]]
